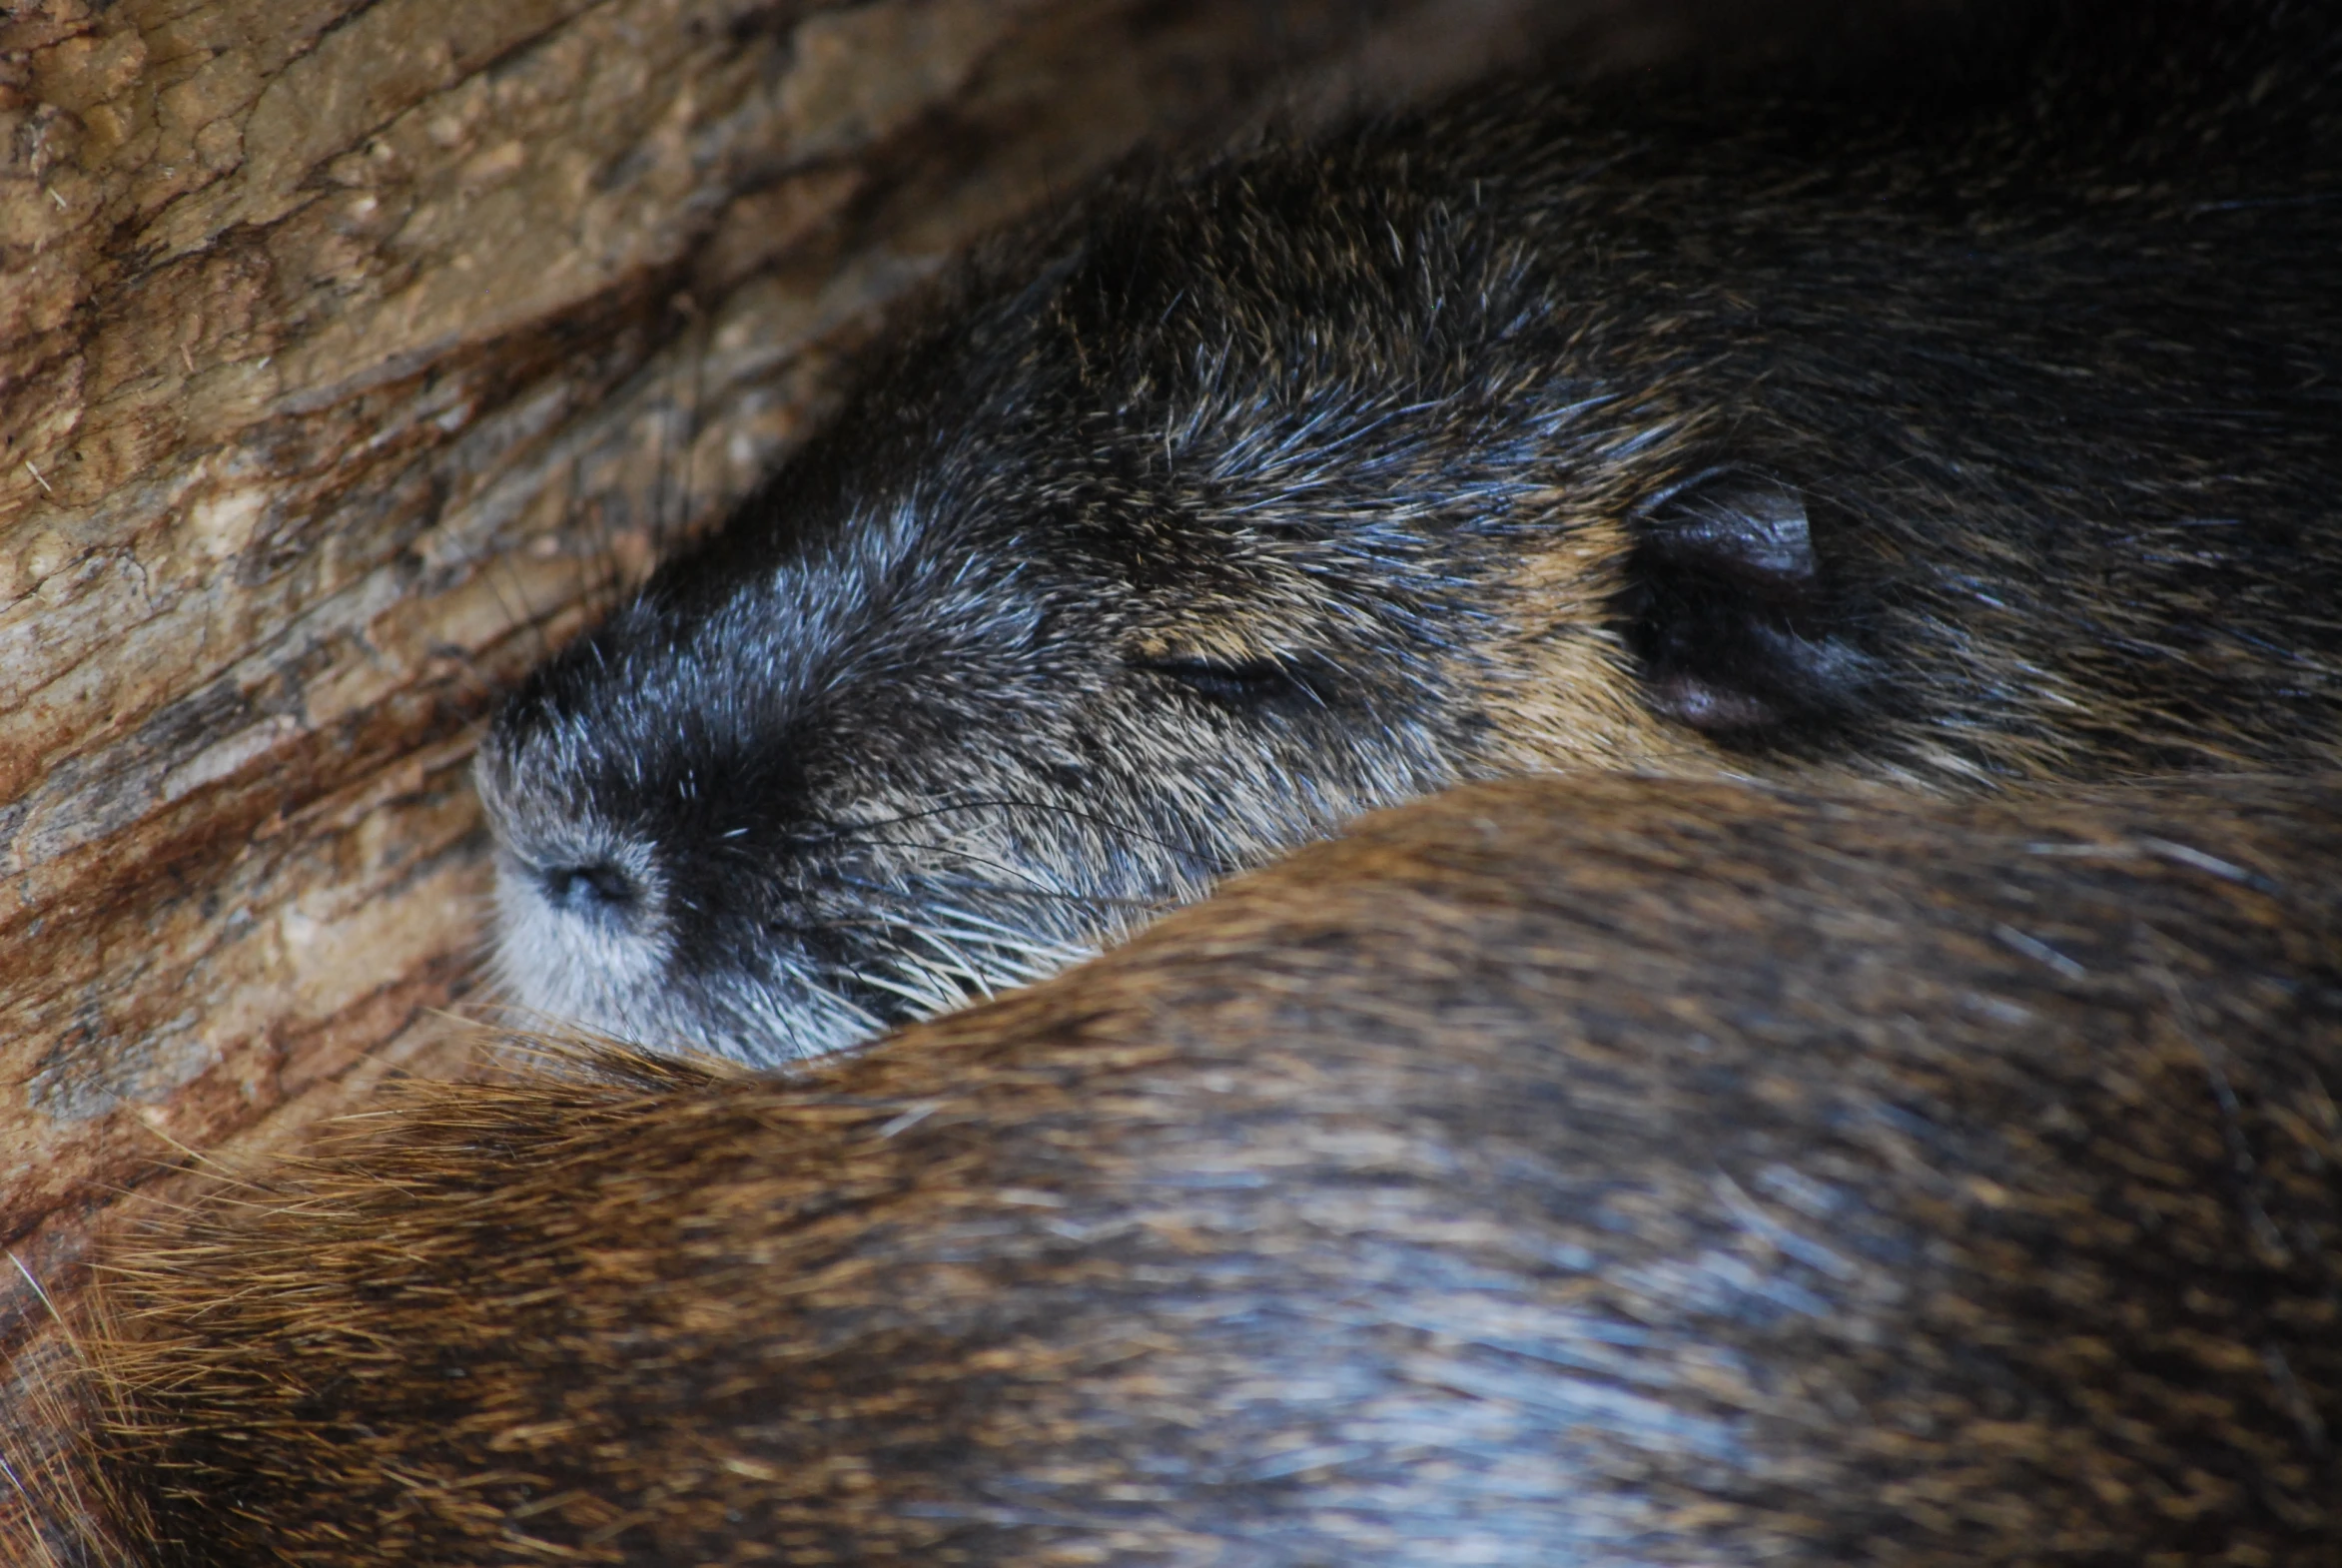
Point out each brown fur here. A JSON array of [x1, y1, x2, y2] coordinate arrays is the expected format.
[[32, 774, 2342, 1565]]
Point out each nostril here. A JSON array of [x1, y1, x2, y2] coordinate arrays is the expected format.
[[538, 862, 641, 918]]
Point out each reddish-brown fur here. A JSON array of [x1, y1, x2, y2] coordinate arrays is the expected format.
[[24, 775, 2339, 1565]]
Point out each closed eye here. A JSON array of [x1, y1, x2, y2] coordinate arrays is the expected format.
[[1132, 655, 1298, 704]]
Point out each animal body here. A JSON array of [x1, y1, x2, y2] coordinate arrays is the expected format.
[[44, 774, 2342, 1566], [15, 9, 2342, 1566], [476, 0, 2342, 1064]]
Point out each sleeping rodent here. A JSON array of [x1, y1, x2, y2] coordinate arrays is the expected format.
[[474, 0, 2342, 1064], [40, 774, 2342, 1566]]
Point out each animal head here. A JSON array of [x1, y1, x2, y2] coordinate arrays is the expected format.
[[471, 121, 1900, 1064]]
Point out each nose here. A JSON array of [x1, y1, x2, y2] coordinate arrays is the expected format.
[[537, 862, 643, 920]]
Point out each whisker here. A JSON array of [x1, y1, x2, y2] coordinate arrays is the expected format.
[[833, 870, 1179, 922], [837, 965, 968, 1014], [890, 925, 1027, 999], [912, 903, 1099, 969], [821, 855, 1104, 905], [813, 989, 889, 1039], [806, 796, 1222, 865], [922, 930, 1090, 978]]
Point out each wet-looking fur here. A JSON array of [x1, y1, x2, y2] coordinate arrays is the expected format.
[[477, 2, 2341, 1064], [57, 775, 2342, 1566]]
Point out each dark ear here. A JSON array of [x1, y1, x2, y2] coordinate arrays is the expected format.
[[1619, 469, 1870, 737]]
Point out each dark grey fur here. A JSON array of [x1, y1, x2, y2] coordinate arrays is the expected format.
[[476, 3, 2342, 1064]]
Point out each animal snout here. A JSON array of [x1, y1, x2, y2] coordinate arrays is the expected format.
[[535, 860, 646, 922]]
